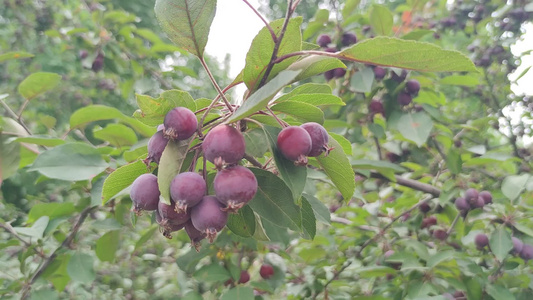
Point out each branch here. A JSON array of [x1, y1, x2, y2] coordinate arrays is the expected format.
[[243, 153, 263, 168], [0, 99, 32, 135], [21, 206, 95, 299], [367, 172, 441, 197], [0, 223, 46, 258], [199, 57, 234, 113], [242, 0, 276, 42]]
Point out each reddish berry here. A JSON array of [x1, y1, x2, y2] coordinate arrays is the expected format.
[[341, 32, 357, 46], [163, 107, 197, 140], [419, 202, 431, 213], [479, 190, 492, 204], [421, 216, 437, 229], [512, 237, 523, 254], [144, 130, 168, 165], [277, 126, 312, 165], [130, 174, 160, 214], [184, 220, 206, 251], [214, 166, 258, 213], [78, 50, 88, 59], [397, 91, 412, 106], [259, 264, 275, 279], [406, 80, 421, 95], [91, 52, 104, 72], [300, 122, 330, 157], [170, 172, 206, 213], [474, 233, 489, 249], [190, 196, 228, 243], [433, 229, 448, 240], [369, 99, 385, 114], [202, 124, 245, 168], [238, 270, 250, 284], [156, 209, 186, 239], [373, 67, 387, 80], [316, 34, 331, 47], [158, 199, 189, 226]]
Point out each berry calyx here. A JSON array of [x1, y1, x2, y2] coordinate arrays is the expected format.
[[277, 126, 312, 165], [190, 196, 228, 243], [202, 124, 245, 168], [144, 130, 168, 166], [259, 264, 275, 279], [163, 107, 198, 141], [300, 122, 331, 157], [214, 166, 258, 213], [170, 172, 207, 213], [130, 173, 160, 214]]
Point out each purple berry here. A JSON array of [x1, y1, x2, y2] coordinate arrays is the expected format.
[[406, 80, 421, 95], [421, 216, 437, 229], [464, 188, 479, 206], [259, 264, 274, 279], [79, 50, 88, 59], [455, 197, 470, 211], [316, 34, 331, 47], [190, 196, 228, 243], [324, 69, 335, 81], [373, 67, 387, 80], [156, 209, 186, 239], [474, 233, 489, 249], [471, 196, 486, 209], [369, 99, 384, 114], [479, 191, 492, 204], [144, 130, 168, 165], [419, 202, 431, 213], [158, 200, 190, 228], [238, 270, 250, 284], [391, 70, 407, 82], [341, 32, 357, 46], [300, 122, 330, 157], [334, 68, 346, 78], [434, 229, 448, 241], [397, 91, 412, 106], [202, 124, 245, 168], [91, 52, 104, 72], [520, 244, 533, 261], [512, 237, 523, 254], [163, 107, 198, 141], [170, 172, 207, 213], [214, 166, 258, 213], [184, 220, 206, 251], [324, 47, 337, 53], [277, 126, 312, 165], [130, 174, 160, 214]]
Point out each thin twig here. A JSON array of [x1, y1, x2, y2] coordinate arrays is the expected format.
[[373, 137, 383, 160], [199, 57, 233, 113], [266, 107, 288, 128], [242, 0, 276, 42], [0, 223, 46, 258], [367, 172, 441, 197], [198, 83, 237, 136], [0, 99, 32, 135], [273, 50, 339, 64], [446, 213, 461, 236], [243, 153, 263, 168]]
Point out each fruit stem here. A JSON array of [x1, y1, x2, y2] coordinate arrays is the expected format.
[[243, 153, 263, 168], [266, 106, 289, 128], [242, 0, 276, 42]]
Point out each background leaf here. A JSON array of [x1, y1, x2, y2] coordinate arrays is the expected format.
[[316, 136, 355, 200], [18, 72, 61, 100], [67, 253, 95, 283]]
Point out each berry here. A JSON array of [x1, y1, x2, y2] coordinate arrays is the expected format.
[[324, 47, 337, 53], [454, 197, 470, 211], [214, 166, 258, 213], [259, 264, 275, 279], [130, 174, 160, 214], [158, 200, 190, 231], [91, 52, 104, 72], [406, 80, 421, 95], [512, 237, 523, 254], [184, 220, 206, 251], [397, 92, 412, 106], [324, 69, 335, 81], [277, 126, 312, 165], [78, 50, 88, 59], [316, 34, 331, 47], [144, 130, 168, 165], [202, 124, 245, 168], [300, 122, 330, 157], [369, 99, 384, 114], [464, 188, 479, 205], [454, 139, 462, 148], [391, 70, 407, 82], [163, 107, 198, 140], [341, 32, 357, 46], [419, 202, 431, 213], [479, 191, 492, 204], [190, 196, 228, 243], [453, 291, 466, 300], [520, 244, 533, 261], [238, 270, 250, 284], [471, 196, 485, 209], [334, 68, 346, 78], [433, 229, 448, 241], [170, 172, 207, 213], [421, 216, 437, 229], [373, 67, 387, 80], [474, 233, 489, 249]]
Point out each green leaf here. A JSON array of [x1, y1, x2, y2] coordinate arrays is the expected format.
[[288, 55, 346, 83], [14, 136, 65, 147], [227, 70, 301, 123], [342, 0, 361, 19], [220, 286, 254, 300], [263, 126, 307, 201], [357, 266, 397, 278], [157, 139, 192, 205], [300, 197, 316, 240], [486, 285, 516, 300], [339, 37, 477, 72], [154, 0, 216, 57], [329, 132, 352, 155], [0, 51, 34, 62], [18, 72, 61, 100], [248, 168, 302, 231], [177, 246, 214, 274], [446, 148, 463, 174], [13, 216, 49, 239], [66, 253, 95, 283], [134, 90, 196, 126], [70, 105, 155, 137], [276, 83, 332, 103], [303, 194, 330, 224], [261, 217, 290, 245], [369, 5, 393, 36], [227, 205, 256, 237], [395, 112, 433, 147], [28, 143, 108, 181], [350, 66, 375, 93], [193, 263, 231, 282], [271, 101, 325, 124], [281, 94, 345, 106], [440, 75, 480, 86], [501, 174, 530, 201], [316, 136, 355, 200], [27, 203, 75, 223], [243, 129, 268, 158], [465, 277, 482, 300], [95, 230, 119, 262], [489, 226, 512, 262], [93, 123, 138, 147], [102, 160, 149, 204], [1, 135, 21, 182], [427, 250, 455, 268], [243, 18, 302, 91], [351, 159, 406, 173]]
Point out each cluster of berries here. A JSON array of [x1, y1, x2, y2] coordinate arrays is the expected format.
[[474, 234, 533, 261], [315, 32, 357, 80], [397, 79, 420, 106], [277, 122, 331, 165], [454, 188, 492, 215]]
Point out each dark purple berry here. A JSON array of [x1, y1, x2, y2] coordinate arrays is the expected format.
[[397, 91, 412, 106], [158, 200, 190, 229], [316, 34, 331, 47], [419, 202, 431, 213], [324, 47, 337, 53], [324, 69, 335, 81], [238, 270, 250, 284], [464, 188, 479, 205], [421, 216, 437, 229], [406, 80, 421, 95], [214, 166, 258, 213], [479, 191, 492, 204], [156, 209, 186, 239], [433, 229, 448, 241], [300, 122, 330, 157], [334, 68, 346, 78], [369, 99, 384, 114], [454, 139, 462, 148], [362, 25, 372, 33], [91, 52, 104, 72], [454, 197, 470, 211], [512, 237, 523, 254], [453, 291, 466, 299], [170, 172, 207, 213], [130, 174, 160, 214], [259, 264, 274, 279], [277, 126, 312, 165], [471, 196, 485, 209], [190, 196, 228, 243], [144, 130, 168, 165], [202, 124, 245, 168], [474, 233, 489, 249], [373, 67, 387, 80], [341, 32, 357, 46], [519, 244, 533, 261], [78, 50, 88, 59], [391, 70, 407, 82], [163, 107, 198, 141], [185, 220, 206, 251]]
